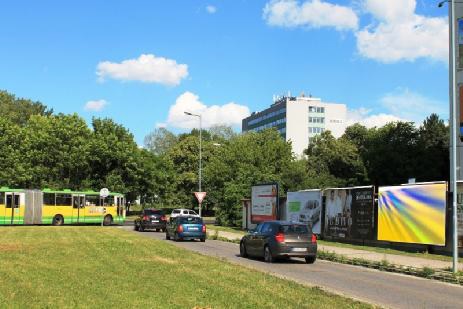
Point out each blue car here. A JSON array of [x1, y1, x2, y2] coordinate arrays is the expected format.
[[166, 216, 206, 242]]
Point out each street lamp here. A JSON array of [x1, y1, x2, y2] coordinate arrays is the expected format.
[[184, 111, 203, 217], [438, 0, 460, 274]]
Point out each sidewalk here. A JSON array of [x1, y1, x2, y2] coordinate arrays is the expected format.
[[209, 229, 463, 271]]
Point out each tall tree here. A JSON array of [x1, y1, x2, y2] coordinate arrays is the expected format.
[[305, 131, 368, 187], [205, 129, 293, 225], [0, 90, 53, 126], [144, 127, 178, 156], [416, 114, 449, 181]]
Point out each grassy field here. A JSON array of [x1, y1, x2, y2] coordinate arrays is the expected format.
[[0, 226, 372, 309]]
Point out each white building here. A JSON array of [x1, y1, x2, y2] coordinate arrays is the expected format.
[[242, 94, 347, 156]]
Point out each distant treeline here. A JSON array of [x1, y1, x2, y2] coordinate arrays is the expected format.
[[0, 90, 449, 225]]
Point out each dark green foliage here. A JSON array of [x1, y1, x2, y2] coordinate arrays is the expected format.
[[0, 90, 53, 126]]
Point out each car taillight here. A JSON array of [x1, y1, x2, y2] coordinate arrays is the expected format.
[[160, 215, 166, 221], [202, 225, 206, 233], [177, 225, 183, 233], [311, 234, 317, 244], [275, 232, 285, 243], [143, 215, 149, 221]]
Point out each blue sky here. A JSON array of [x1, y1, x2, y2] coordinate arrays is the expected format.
[[0, 0, 450, 144]]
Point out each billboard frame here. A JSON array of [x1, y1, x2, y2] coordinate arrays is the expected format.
[[250, 183, 279, 224]]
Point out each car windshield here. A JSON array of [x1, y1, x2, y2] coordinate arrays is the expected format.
[[280, 224, 309, 234], [144, 209, 162, 215], [178, 217, 202, 224]]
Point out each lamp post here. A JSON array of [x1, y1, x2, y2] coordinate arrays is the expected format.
[[184, 111, 203, 217], [439, 0, 460, 273]]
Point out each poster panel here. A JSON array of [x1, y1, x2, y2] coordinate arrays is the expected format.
[[456, 182, 463, 248], [378, 183, 446, 246], [459, 18, 463, 70], [251, 184, 278, 223], [323, 186, 375, 239], [286, 190, 321, 234]]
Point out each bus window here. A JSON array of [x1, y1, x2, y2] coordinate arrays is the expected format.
[[43, 193, 55, 206], [56, 194, 72, 206]]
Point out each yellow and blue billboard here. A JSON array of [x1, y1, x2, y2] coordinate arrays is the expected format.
[[378, 183, 446, 246]]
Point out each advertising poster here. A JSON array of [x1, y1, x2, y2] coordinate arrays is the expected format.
[[459, 18, 463, 69], [323, 186, 375, 239], [286, 190, 321, 234], [457, 182, 463, 248], [378, 183, 446, 246], [251, 184, 278, 223]]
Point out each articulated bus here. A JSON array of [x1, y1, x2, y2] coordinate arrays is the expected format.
[[0, 187, 126, 226]]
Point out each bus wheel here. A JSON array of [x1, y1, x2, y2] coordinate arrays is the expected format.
[[52, 215, 64, 226], [103, 215, 113, 226]]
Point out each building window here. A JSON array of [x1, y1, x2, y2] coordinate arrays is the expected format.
[[309, 106, 325, 114], [309, 117, 325, 124]]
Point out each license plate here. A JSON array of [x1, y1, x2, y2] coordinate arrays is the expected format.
[[152, 220, 159, 223], [189, 227, 199, 231], [292, 248, 307, 252]]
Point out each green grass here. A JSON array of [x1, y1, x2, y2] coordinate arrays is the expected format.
[[317, 240, 463, 264], [0, 227, 372, 309], [206, 224, 246, 235]]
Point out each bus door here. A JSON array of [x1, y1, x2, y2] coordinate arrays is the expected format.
[[5, 193, 21, 225], [72, 195, 85, 223]]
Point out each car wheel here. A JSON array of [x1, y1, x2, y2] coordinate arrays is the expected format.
[[165, 232, 170, 240], [240, 241, 248, 258], [200, 237, 206, 242], [139, 225, 144, 232], [264, 245, 275, 263], [305, 256, 316, 264], [134, 224, 139, 231]]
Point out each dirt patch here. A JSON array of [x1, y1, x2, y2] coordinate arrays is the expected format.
[[0, 243, 24, 252], [133, 255, 175, 264]]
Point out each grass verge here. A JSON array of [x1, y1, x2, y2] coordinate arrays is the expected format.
[[317, 240, 463, 264], [0, 226, 372, 309], [317, 250, 463, 285], [206, 224, 246, 235]]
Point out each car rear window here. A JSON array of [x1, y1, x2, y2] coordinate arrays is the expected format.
[[144, 209, 162, 215], [280, 224, 309, 234], [178, 217, 203, 224]]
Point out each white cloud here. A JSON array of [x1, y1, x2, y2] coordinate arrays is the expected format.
[[156, 122, 167, 128], [357, 0, 448, 63], [347, 88, 448, 128], [263, 0, 359, 31], [379, 88, 447, 123], [206, 5, 217, 14], [166, 92, 250, 129], [84, 99, 108, 112], [96, 54, 188, 86], [347, 107, 405, 128], [262, 0, 448, 63]]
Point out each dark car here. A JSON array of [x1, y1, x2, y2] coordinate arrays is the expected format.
[[165, 216, 206, 242], [239, 221, 317, 264], [134, 209, 167, 232]]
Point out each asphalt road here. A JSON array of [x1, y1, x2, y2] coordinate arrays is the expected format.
[[119, 226, 463, 309]]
